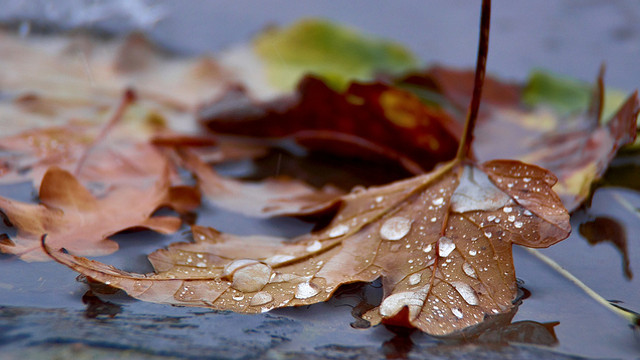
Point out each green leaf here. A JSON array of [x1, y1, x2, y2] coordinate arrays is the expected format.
[[522, 70, 629, 121], [254, 19, 419, 91]]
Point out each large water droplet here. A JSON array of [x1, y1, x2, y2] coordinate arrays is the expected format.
[[451, 281, 479, 305], [463, 262, 477, 279], [225, 260, 272, 293], [306, 240, 322, 252], [265, 254, 295, 265], [451, 308, 464, 319], [295, 281, 320, 299], [514, 221, 523, 228], [328, 224, 349, 238], [438, 236, 456, 257], [379, 291, 424, 317], [408, 273, 421, 286], [432, 197, 444, 206], [224, 259, 259, 277], [250, 291, 274, 306], [380, 216, 412, 241]]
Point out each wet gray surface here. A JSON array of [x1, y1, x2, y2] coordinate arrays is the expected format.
[[1, 1, 640, 359]]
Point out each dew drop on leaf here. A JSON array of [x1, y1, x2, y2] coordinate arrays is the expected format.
[[306, 240, 322, 252], [451, 307, 464, 319], [225, 260, 272, 292], [295, 281, 320, 299], [463, 262, 477, 279], [380, 216, 412, 241], [250, 291, 274, 306], [438, 236, 456, 257], [408, 273, 421, 285], [379, 291, 424, 317], [451, 281, 479, 306], [328, 224, 349, 238]]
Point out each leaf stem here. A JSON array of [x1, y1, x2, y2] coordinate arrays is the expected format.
[[525, 247, 640, 327], [455, 0, 491, 162], [74, 88, 137, 177]]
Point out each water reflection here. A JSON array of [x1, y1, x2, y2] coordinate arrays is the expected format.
[[82, 290, 122, 319], [579, 216, 632, 279], [330, 280, 560, 359]]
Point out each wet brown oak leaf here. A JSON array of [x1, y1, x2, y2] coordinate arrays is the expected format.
[[0, 166, 199, 262], [44, 158, 570, 335]]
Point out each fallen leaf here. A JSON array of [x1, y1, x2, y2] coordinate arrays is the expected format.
[[199, 76, 462, 173], [469, 69, 639, 211], [44, 158, 570, 335], [200, 66, 638, 212], [0, 165, 199, 261], [43, 3, 572, 335], [176, 148, 343, 217], [218, 18, 418, 99]]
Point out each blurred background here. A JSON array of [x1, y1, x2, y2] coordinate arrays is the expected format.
[[1, 0, 639, 91]]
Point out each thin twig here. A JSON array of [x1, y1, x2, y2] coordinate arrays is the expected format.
[[525, 247, 639, 327], [455, 0, 491, 162]]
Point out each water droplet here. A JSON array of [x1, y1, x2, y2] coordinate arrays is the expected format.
[[295, 281, 319, 299], [423, 244, 433, 253], [380, 217, 412, 241], [451, 281, 479, 305], [463, 263, 477, 279], [375, 196, 384, 203], [487, 215, 496, 221], [484, 232, 492, 239], [438, 237, 456, 257], [432, 197, 444, 206], [265, 254, 295, 265], [468, 249, 477, 256], [523, 210, 533, 216], [232, 293, 245, 301], [508, 215, 516, 222], [195, 262, 207, 268], [379, 291, 425, 317], [523, 177, 531, 182], [408, 273, 421, 285], [430, 217, 437, 222], [225, 261, 272, 293], [514, 221, 523, 228], [224, 259, 259, 277], [328, 224, 349, 238], [451, 308, 464, 319], [503, 207, 512, 213], [306, 240, 322, 252], [250, 291, 273, 306]]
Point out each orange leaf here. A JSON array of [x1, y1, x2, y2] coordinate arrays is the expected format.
[[44, 157, 570, 335], [1, 166, 198, 261]]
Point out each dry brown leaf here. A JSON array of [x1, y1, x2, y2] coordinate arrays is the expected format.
[[176, 149, 343, 218], [44, 158, 570, 335], [1, 165, 199, 261]]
